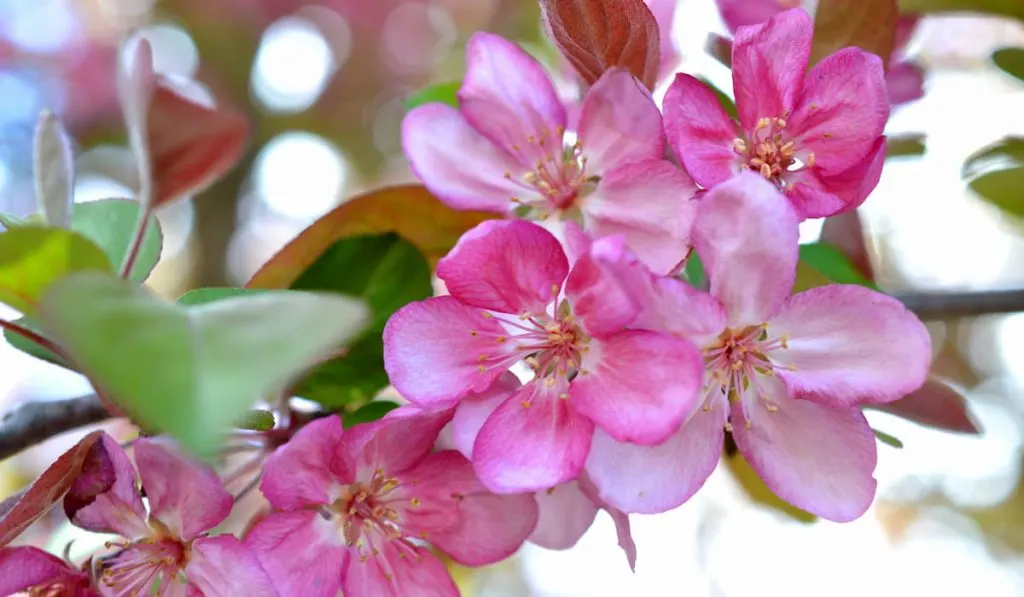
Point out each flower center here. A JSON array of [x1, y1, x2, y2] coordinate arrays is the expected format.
[[701, 323, 792, 430], [331, 467, 403, 547], [94, 536, 187, 595], [504, 127, 597, 217], [733, 117, 815, 189]]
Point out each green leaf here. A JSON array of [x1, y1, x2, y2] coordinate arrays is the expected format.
[[3, 317, 70, 368], [72, 199, 163, 282], [0, 227, 112, 315], [39, 273, 370, 458], [239, 410, 276, 431], [873, 428, 904, 449], [177, 287, 265, 306], [899, 0, 1024, 21], [0, 213, 29, 229], [696, 77, 738, 120], [342, 401, 401, 428], [962, 136, 1024, 218], [289, 233, 432, 409], [886, 134, 926, 158], [993, 47, 1024, 82], [682, 254, 707, 289], [797, 243, 879, 291], [404, 81, 460, 111]]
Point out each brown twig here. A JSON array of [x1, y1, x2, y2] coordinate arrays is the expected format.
[[0, 395, 112, 461], [894, 288, 1024, 319]]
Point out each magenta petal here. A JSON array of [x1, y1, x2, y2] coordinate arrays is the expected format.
[[886, 60, 925, 106], [343, 544, 459, 597], [731, 8, 812, 131], [715, 0, 786, 32], [787, 136, 886, 218], [474, 381, 594, 493], [694, 172, 799, 325], [529, 481, 599, 550], [577, 69, 664, 173], [402, 104, 528, 212], [565, 235, 645, 336], [342, 408, 451, 478], [630, 275, 727, 347], [186, 535, 277, 597], [663, 74, 742, 189], [451, 373, 521, 458], [572, 330, 703, 445], [789, 48, 889, 175], [64, 434, 149, 539], [583, 160, 698, 276], [133, 438, 231, 541], [261, 415, 351, 511], [245, 511, 347, 597], [459, 32, 566, 154], [586, 398, 726, 514], [732, 377, 879, 522], [384, 296, 513, 405], [437, 220, 568, 314], [0, 546, 88, 596], [770, 285, 932, 407]]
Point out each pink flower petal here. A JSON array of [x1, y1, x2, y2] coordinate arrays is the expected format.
[[342, 408, 452, 478], [872, 377, 980, 434], [715, 0, 786, 32], [342, 543, 459, 597], [451, 373, 521, 458], [788, 48, 889, 175], [245, 511, 348, 597], [731, 377, 879, 522], [663, 74, 742, 189], [133, 438, 232, 541], [572, 330, 703, 445], [576, 69, 664, 173], [787, 136, 886, 218], [64, 434, 149, 539], [693, 172, 799, 326], [261, 415, 351, 511], [459, 33, 566, 155], [583, 160, 698, 275], [186, 535, 277, 597], [630, 275, 727, 347], [528, 481, 599, 550], [402, 104, 529, 212], [770, 285, 931, 407], [585, 398, 726, 514], [647, 0, 682, 78], [384, 296, 513, 405], [437, 220, 568, 314], [894, 16, 920, 52], [886, 60, 925, 106], [0, 546, 89, 596], [731, 9, 812, 132], [473, 380, 594, 493], [565, 235, 645, 336]]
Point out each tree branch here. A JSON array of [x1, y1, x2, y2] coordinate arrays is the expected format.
[[0, 395, 111, 461], [895, 288, 1024, 319]]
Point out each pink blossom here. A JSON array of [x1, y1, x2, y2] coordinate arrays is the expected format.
[[60, 434, 276, 596], [0, 546, 97, 596], [243, 412, 538, 597], [663, 9, 889, 219], [585, 173, 931, 521], [383, 220, 703, 492], [402, 32, 698, 275]]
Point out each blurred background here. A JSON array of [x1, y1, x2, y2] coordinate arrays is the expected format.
[[1, 0, 1024, 595]]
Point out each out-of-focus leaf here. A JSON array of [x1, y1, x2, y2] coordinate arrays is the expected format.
[[870, 376, 981, 434], [873, 428, 904, 449], [246, 185, 492, 289], [0, 213, 30, 229], [725, 445, 817, 523], [342, 401, 401, 428], [3, 317, 70, 369], [795, 242, 879, 292], [962, 136, 1024, 218], [819, 211, 875, 280], [539, 0, 661, 90], [705, 33, 732, 68], [239, 410, 276, 432], [177, 287, 265, 306], [289, 234, 432, 409], [405, 81, 460, 111], [886, 134, 926, 158], [697, 77, 738, 120], [682, 254, 707, 289], [0, 227, 112, 315], [39, 273, 369, 459], [32, 111, 74, 228], [0, 430, 103, 547], [992, 47, 1024, 82], [811, 0, 899, 68], [72, 199, 163, 283], [898, 0, 1024, 21]]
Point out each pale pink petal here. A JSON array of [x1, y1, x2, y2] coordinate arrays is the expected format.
[[572, 330, 703, 445], [731, 377, 879, 522], [565, 235, 645, 336], [788, 48, 889, 174], [451, 373, 521, 458], [787, 136, 886, 218], [384, 296, 513, 405], [459, 33, 566, 154], [0, 546, 88, 596], [402, 104, 530, 212], [342, 408, 451, 478], [629, 275, 727, 347], [693, 172, 799, 326], [732, 9, 813, 132], [770, 285, 931, 407], [64, 434, 149, 539], [606, 505, 637, 571], [437, 220, 568, 314], [260, 415, 351, 511], [663, 74, 742, 189], [715, 0, 785, 32], [576, 69, 664, 173], [473, 380, 594, 493], [186, 535, 277, 597], [342, 543, 458, 597], [561, 220, 594, 266], [245, 511, 348, 597], [528, 482, 599, 550], [585, 398, 726, 513], [886, 60, 925, 106], [133, 438, 231, 541], [647, 0, 681, 78], [583, 160, 698, 275]]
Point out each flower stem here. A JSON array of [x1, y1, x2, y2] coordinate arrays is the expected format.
[[118, 204, 152, 279]]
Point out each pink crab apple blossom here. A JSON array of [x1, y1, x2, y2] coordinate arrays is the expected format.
[[383, 219, 703, 493], [663, 8, 889, 219], [402, 32, 698, 275], [0, 546, 97, 596], [56, 433, 277, 596], [584, 172, 932, 521], [243, 411, 538, 597]]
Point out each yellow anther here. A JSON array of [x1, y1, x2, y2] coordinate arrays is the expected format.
[[805, 153, 816, 168], [760, 163, 772, 178], [756, 117, 771, 130], [558, 393, 570, 400], [411, 497, 421, 507], [724, 421, 734, 432], [496, 336, 507, 343], [478, 354, 487, 361], [775, 118, 787, 128], [766, 404, 779, 413], [469, 330, 477, 336], [733, 138, 747, 153], [521, 400, 532, 409]]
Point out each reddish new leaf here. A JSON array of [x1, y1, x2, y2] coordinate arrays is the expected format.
[[810, 0, 899, 69], [0, 430, 104, 547], [820, 211, 875, 280], [872, 377, 981, 434], [540, 0, 661, 90]]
